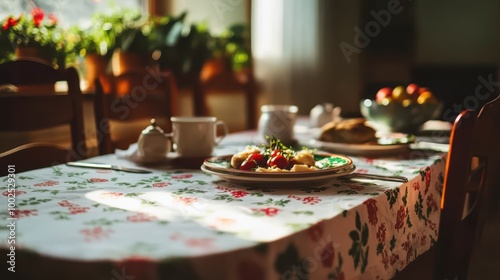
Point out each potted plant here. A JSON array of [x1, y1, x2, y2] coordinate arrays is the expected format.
[[1, 7, 65, 68], [110, 9, 155, 75], [201, 23, 252, 80], [67, 8, 139, 89]]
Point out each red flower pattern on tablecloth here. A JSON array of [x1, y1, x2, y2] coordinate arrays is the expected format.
[[59, 200, 90, 215], [349, 184, 365, 191], [307, 222, 324, 242], [303, 196, 321, 205], [425, 219, 437, 231], [10, 209, 38, 218], [69, 206, 89, 215], [2, 190, 26, 197], [34, 180, 59, 187], [152, 182, 171, 188], [376, 223, 386, 243], [58, 200, 73, 207], [253, 207, 280, 217], [127, 212, 158, 222], [185, 238, 214, 249], [175, 196, 198, 205], [426, 193, 439, 213], [216, 186, 231, 192], [99, 192, 123, 198], [395, 205, 406, 231], [381, 250, 389, 269], [80, 226, 113, 241], [355, 168, 369, 174], [89, 178, 108, 183], [412, 181, 420, 191], [321, 241, 335, 268], [337, 272, 346, 280], [402, 233, 415, 263], [172, 174, 193, 179], [390, 253, 399, 266], [288, 195, 321, 205], [420, 234, 427, 246], [231, 190, 248, 198], [237, 260, 265, 280], [364, 199, 378, 226]]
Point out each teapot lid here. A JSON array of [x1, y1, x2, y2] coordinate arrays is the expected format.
[[141, 118, 165, 135]]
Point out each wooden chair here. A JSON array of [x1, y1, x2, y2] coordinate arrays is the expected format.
[[193, 61, 258, 130], [393, 95, 500, 280], [0, 59, 87, 176], [93, 68, 178, 155]]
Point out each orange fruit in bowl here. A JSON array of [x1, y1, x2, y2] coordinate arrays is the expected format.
[[392, 86, 410, 101], [417, 91, 437, 104]]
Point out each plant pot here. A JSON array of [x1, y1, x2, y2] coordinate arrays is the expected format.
[[111, 50, 155, 76], [84, 54, 109, 91], [15, 46, 53, 65], [200, 58, 230, 81]]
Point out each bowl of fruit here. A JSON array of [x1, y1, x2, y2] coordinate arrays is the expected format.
[[360, 84, 443, 133]]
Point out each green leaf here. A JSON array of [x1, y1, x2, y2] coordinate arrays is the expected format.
[[361, 224, 369, 246], [390, 235, 397, 251], [361, 247, 369, 272], [355, 211, 361, 231], [349, 230, 360, 241]]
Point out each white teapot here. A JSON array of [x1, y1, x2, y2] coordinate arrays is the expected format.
[[309, 103, 341, 127], [137, 118, 171, 159]]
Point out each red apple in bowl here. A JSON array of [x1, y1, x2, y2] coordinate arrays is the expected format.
[[376, 87, 393, 103], [418, 87, 430, 95], [406, 83, 420, 100]]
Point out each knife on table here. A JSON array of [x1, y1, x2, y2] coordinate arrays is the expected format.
[[66, 162, 152, 174]]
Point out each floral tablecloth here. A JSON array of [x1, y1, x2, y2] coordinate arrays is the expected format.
[[0, 131, 446, 280]]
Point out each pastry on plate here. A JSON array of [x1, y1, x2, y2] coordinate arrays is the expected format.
[[319, 118, 377, 144]]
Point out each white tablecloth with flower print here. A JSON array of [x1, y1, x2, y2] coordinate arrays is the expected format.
[[0, 130, 446, 280]]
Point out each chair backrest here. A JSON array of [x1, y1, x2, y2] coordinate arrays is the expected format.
[[94, 68, 178, 155], [436, 94, 500, 279], [393, 95, 500, 280], [0, 59, 87, 176]]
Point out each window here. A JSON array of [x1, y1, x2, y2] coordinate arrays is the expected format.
[[0, 0, 145, 28]]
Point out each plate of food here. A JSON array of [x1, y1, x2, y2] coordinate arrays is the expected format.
[[201, 138, 356, 187], [307, 118, 414, 156]]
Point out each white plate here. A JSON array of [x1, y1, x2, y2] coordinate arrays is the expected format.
[[201, 153, 356, 188], [308, 139, 410, 156]]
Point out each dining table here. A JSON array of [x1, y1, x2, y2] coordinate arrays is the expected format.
[[0, 120, 448, 280]]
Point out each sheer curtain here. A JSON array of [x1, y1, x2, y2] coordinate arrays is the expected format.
[[251, 0, 362, 115]]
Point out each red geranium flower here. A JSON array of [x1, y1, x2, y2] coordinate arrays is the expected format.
[[2, 16, 18, 30], [48, 13, 57, 25], [31, 7, 45, 27]]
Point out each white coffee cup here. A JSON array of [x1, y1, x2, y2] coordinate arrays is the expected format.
[[169, 116, 228, 158], [257, 104, 298, 144]]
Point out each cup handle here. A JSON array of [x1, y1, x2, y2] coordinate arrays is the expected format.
[[215, 121, 229, 145], [164, 133, 175, 151]]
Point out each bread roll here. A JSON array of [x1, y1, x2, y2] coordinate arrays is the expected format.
[[319, 118, 377, 144]]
